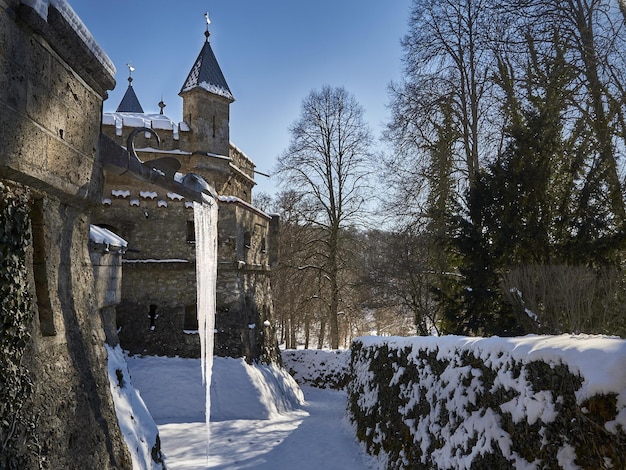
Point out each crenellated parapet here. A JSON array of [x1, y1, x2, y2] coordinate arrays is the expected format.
[[101, 113, 256, 202], [102, 112, 190, 150]]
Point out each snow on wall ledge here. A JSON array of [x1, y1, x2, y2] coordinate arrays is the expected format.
[[20, 0, 116, 77], [348, 335, 626, 469]]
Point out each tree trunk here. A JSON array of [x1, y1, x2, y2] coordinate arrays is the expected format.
[[288, 310, 297, 349], [304, 315, 310, 349], [317, 315, 326, 349], [328, 228, 340, 349]]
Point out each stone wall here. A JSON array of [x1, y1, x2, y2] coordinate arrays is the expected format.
[[215, 200, 280, 362], [90, 246, 124, 309], [181, 87, 231, 156], [0, 1, 131, 467], [92, 187, 281, 362], [24, 196, 131, 469]]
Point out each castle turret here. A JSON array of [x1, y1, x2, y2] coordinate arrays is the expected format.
[[180, 14, 234, 157], [116, 64, 144, 113]]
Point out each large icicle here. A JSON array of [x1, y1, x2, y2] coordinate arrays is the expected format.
[[193, 195, 218, 456]]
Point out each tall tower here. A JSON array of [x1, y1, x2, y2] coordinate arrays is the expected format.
[[179, 13, 234, 157]]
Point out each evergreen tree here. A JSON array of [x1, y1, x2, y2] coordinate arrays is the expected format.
[[485, 32, 572, 266]]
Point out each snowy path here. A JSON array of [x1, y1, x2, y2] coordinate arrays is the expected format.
[[126, 355, 377, 470], [157, 387, 375, 469]]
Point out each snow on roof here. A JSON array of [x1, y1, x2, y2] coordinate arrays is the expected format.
[[134, 147, 192, 156], [230, 141, 256, 167], [194, 81, 234, 101], [102, 112, 190, 135], [89, 225, 127, 248], [21, 0, 116, 78]]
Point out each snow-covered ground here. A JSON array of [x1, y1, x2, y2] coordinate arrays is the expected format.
[[122, 353, 376, 469], [108, 335, 626, 469]]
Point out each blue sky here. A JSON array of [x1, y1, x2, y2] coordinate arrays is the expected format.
[[70, 1, 409, 196]]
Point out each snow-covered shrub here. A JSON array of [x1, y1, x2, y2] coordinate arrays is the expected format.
[[282, 349, 351, 389], [347, 335, 626, 469]]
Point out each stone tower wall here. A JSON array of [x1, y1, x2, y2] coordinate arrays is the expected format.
[[181, 88, 231, 156]]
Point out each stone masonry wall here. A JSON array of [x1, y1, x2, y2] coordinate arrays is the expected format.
[[0, 1, 130, 467], [93, 187, 200, 356], [216, 201, 280, 363], [92, 186, 281, 362], [181, 87, 231, 157]]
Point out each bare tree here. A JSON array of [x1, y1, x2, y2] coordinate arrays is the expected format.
[[276, 86, 373, 349], [358, 229, 441, 336], [269, 190, 321, 349], [386, 0, 500, 207]]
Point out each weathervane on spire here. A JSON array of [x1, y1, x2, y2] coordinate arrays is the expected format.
[[126, 63, 135, 85], [204, 12, 211, 41]]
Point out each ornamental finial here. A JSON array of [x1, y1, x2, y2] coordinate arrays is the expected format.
[[204, 12, 211, 41], [126, 63, 135, 84]]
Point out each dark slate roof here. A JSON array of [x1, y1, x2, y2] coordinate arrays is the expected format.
[[116, 82, 144, 113], [179, 40, 234, 101]]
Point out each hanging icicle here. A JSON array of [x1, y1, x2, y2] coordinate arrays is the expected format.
[[193, 194, 218, 457]]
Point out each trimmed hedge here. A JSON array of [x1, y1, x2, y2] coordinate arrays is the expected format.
[[348, 335, 626, 469], [282, 348, 350, 389]]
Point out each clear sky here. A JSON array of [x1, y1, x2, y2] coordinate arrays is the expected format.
[[69, 1, 410, 197]]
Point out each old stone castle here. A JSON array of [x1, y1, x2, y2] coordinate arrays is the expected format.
[[0, 0, 279, 467], [95, 21, 280, 362]]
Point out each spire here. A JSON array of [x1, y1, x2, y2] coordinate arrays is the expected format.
[[116, 63, 144, 113], [179, 14, 234, 102]]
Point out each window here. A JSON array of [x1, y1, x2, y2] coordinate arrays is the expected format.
[[183, 304, 198, 331], [186, 220, 195, 243]]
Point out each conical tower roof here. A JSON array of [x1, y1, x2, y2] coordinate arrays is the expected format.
[[116, 73, 144, 113], [180, 26, 234, 102]]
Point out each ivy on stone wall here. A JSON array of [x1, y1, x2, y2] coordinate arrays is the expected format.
[[0, 181, 35, 469]]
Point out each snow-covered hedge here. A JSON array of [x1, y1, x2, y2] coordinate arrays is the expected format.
[[282, 349, 351, 389], [348, 335, 626, 469]]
